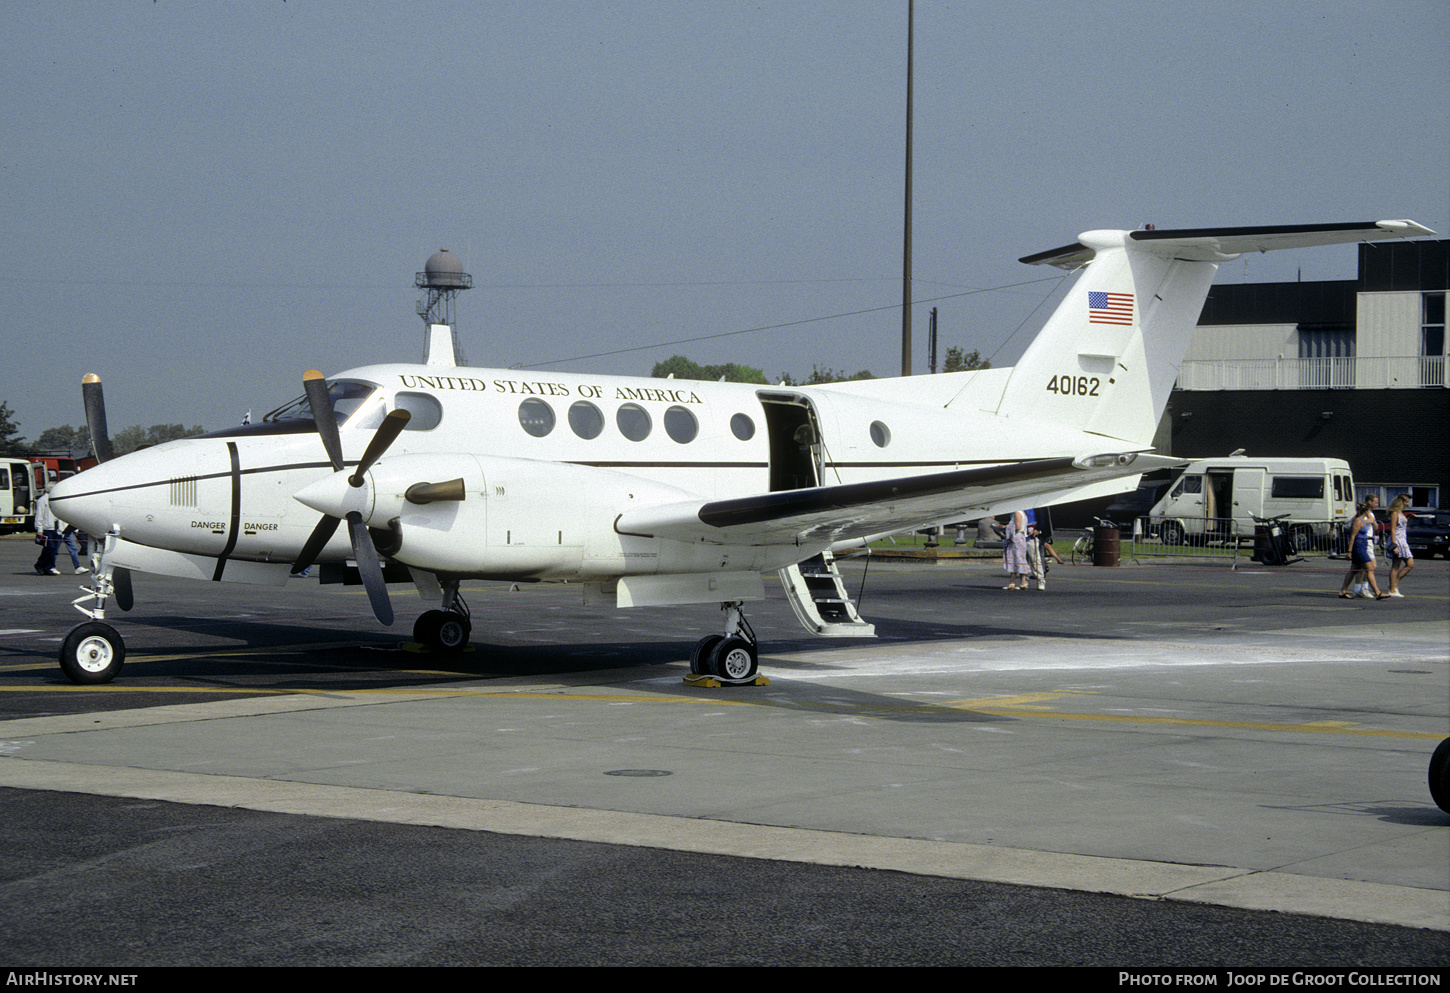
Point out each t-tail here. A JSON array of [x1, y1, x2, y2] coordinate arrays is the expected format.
[[988, 220, 1435, 448]]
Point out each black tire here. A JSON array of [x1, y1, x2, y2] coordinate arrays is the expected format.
[[708, 637, 758, 682], [690, 635, 724, 676], [433, 612, 471, 652], [1161, 521, 1185, 546], [413, 610, 444, 646], [414, 610, 469, 652], [1430, 738, 1450, 814], [59, 622, 125, 684]]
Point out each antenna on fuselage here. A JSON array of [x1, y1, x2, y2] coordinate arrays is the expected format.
[[414, 248, 473, 367]]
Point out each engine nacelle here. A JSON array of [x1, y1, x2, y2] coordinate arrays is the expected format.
[[357, 453, 704, 580]]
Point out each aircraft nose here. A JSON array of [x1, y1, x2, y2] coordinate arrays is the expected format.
[[48, 462, 121, 536]]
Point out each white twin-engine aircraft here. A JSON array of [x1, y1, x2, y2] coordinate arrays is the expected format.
[[48, 220, 1433, 684]]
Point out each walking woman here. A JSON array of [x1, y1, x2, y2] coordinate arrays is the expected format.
[[1339, 495, 1385, 600], [1002, 509, 1030, 590], [1386, 494, 1415, 598]]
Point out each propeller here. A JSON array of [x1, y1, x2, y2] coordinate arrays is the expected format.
[[81, 374, 113, 464], [78, 374, 130, 608], [290, 370, 410, 626]]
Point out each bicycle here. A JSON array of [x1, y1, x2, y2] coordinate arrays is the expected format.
[[1070, 518, 1116, 566]]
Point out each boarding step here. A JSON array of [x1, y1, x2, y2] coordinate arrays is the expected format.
[[778, 551, 876, 638]]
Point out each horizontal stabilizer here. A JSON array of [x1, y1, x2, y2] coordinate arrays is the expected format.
[[1021, 220, 1434, 269], [617, 453, 1183, 548]]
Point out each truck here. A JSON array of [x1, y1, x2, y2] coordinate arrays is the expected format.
[[1148, 454, 1355, 549], [27, 455, 78, 492], [0, 456, 35, 534]]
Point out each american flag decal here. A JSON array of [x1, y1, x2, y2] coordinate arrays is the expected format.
[[1088, 291, 1134, 325]]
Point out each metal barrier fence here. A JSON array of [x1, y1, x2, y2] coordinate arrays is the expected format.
[[1091, 516, 1352, 567]]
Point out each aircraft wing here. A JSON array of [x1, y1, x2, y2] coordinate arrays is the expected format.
[[616, 452, 1183, 547]]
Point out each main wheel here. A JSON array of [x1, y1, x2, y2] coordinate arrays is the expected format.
[[414, 610, 470, 652], [59, 622, 125, 684], [433, 611, 471, 652], [1430, 738, 1450, 814], [1160, 520, 1185, 546], [413, 610, 444, 646], [708, 637, 758, 682], [690, 635, 724, 676]]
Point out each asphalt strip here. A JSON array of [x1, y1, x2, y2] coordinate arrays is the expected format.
[[1, 689, 1445, 934]]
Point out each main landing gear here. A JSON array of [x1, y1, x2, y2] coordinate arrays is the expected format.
[[412, 580, 472, 653], [687, 601, 765, 686], [59, 528, 126, 684]]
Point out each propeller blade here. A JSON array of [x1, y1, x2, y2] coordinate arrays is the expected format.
[[347, 511, 392, 625], [81, 374, 113, 464], [349, 408, 411, 487], [291, 513, 341, 574], [303, 369, 344, 472]]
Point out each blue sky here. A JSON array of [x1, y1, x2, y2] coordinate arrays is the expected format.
[[2, 0, 1446, 439]]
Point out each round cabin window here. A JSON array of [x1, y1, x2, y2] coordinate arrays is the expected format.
[[518, 398, 555, 438]]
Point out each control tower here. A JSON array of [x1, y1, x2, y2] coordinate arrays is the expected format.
[[414, 248, 474, 367]]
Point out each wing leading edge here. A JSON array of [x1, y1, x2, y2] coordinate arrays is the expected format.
[[616, 453, 1184, 547]]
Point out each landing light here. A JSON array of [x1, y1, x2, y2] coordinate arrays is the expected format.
[[1075, 453, 1138, 469]]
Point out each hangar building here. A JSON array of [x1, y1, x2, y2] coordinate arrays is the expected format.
[[1158, 237, 1447, 510]]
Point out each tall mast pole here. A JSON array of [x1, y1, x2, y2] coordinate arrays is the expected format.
[[900, 0, 914, 377]]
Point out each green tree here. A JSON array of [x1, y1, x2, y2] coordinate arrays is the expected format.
[[803, 365, 876, 385], [942, 346, 990, 372], [654, 356, 878, 387], [0, 401, 25, 455], [33, 425, 91, 456], [651, 355, 769, 384], [111, 423, 205, 456]]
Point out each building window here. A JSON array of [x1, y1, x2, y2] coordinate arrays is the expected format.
[[1297, 324, 1355, 388], [1423, 291, 1445, 388]]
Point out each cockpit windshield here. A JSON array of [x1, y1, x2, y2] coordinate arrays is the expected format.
[[262, 379, 379, 426]]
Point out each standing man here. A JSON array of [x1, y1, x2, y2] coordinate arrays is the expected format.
[[1024, 508, 1046, 590], [33, 488, 60, 575]]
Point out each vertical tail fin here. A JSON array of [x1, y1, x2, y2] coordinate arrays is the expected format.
[[988, 221, 1434, 449]]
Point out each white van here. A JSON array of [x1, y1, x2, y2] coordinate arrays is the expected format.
[[0, 456, 35, 534], [1149, 455, 1355, 548]]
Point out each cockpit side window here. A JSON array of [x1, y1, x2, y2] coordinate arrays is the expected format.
[[394, 392, 443, 431], [262, 380, 379, 426]]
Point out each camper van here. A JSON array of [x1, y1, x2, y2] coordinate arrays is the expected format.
[[0, 456, 34, 534], [1149, 455, 1355, 548]]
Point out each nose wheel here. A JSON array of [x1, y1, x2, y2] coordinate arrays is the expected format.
[[59, 621, 125, 684]]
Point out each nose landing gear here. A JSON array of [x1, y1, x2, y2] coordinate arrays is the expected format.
[[59, 528, 126, 685]]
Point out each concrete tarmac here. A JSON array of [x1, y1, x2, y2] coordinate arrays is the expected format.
[[1, 535, 1446, 966]]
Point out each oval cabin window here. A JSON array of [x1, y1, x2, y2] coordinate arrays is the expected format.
[[663, 406, 698, 444], [616, 403, 651, 442], [569, 400, 604, 440], [518, 398, 555, 438]]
